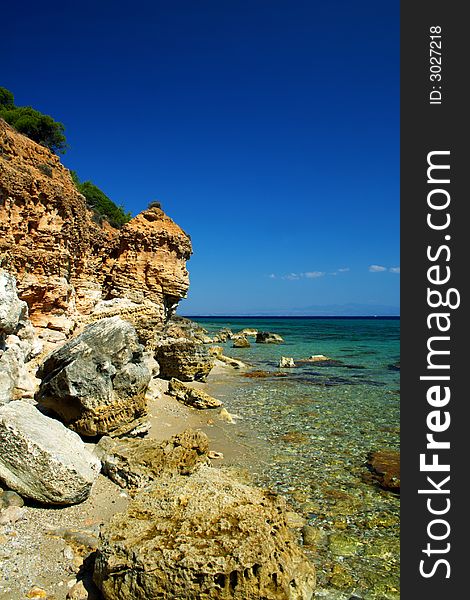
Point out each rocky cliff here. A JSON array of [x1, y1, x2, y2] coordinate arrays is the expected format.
[[0, 118, 191, 342]]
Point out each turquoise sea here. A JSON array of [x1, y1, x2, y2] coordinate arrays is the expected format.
[[191, 317, 400, 600]]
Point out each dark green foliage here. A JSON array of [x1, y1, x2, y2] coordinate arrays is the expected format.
[[1, 87, 131, 227], [69, 170, 81, 187], [71, 171, 131, 229], [0, 87, 14, 109], [0, 87, 67, 154], [148, 200, 162, 209]]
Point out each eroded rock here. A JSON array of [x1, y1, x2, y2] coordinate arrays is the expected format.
[[0, 489, 24, 509], [240, 328, 258, 337], [94, 466, 315, 599], [233, 336, 251, 348], [36, 317, 150, 436], [0, 119, 192, 339], [279, 357, 296, 368], [217, 354, 247, 369], [0, 401, 100, 504], [244, 370, 288, 378], [95, 429, 210, 490], [154, 338, 214, 382], [168, 378, 222, 409], [256, 332, 284, 344]]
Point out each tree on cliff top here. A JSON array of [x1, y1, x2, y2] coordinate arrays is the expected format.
[[0, 86, 68, 154], [1, 87, 131, 228]]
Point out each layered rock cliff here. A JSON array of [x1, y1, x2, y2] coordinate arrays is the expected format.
[[0, 118, 191, 341]]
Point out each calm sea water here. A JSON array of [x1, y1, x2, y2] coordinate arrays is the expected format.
[[191, 317, 400, 600]]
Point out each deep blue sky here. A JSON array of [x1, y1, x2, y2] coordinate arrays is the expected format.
[[1, 0, 399, 315]]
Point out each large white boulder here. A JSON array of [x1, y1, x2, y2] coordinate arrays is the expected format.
[[0, 401, 101, 505]]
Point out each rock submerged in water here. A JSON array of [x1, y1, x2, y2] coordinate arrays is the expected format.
[[94, 465, 316, 600], [95, 429, 210, 490], [36, 316, 151, 437], [168, 378, 223, 409], [256, 331, 284, 344], [0, 401, 100, 505], [244, 370, 288, 378], [297, 355, 330, 363], [155, 338, 214, 382], [364, 450, 400, 493]]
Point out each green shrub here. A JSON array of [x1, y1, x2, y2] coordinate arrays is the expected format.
[[0, 89, 68, 154], [71, 171, 131, 229], [0, 87, 14, 109], [0, 87, 131, 227]]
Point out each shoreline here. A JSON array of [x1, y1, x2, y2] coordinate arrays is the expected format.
[[1, 316, 399, 600]]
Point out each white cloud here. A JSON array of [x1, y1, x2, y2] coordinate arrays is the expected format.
[[278, 271, 325, 281], [338, 267, 350, 272], [389, 267, 400, 274], [268, 273, 276, 279], [369, 265, 387, 272]]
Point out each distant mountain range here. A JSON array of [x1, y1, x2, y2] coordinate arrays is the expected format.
[[180, 303, 400, 317]]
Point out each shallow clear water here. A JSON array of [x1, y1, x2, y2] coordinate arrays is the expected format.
[[192, 317, 400, 600]]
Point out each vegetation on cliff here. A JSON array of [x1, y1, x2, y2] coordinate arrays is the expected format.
[[0, 87, 67, 154], [0, 86, 131, 229], [70, 171, 131, 229]]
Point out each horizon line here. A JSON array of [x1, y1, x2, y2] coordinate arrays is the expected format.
[[179, 314, 400, 319]]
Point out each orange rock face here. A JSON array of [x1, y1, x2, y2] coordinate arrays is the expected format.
[[0, 119, 191, 337]]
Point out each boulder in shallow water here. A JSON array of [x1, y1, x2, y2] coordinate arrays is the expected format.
[[240, 328, 258, 337], [95, 429, 210, 490], [94, 465, 316, 600], [256, 331, 284, 344], [279, 356, 296, 368], [300, 355, 329, 362], [0, 401, 100, 505], [232, 335, 251, 348], [216, 327, 233, 342], [36, 316, 151, 437], [154, 338, 214, 382], [168, 378, 222, 409]]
